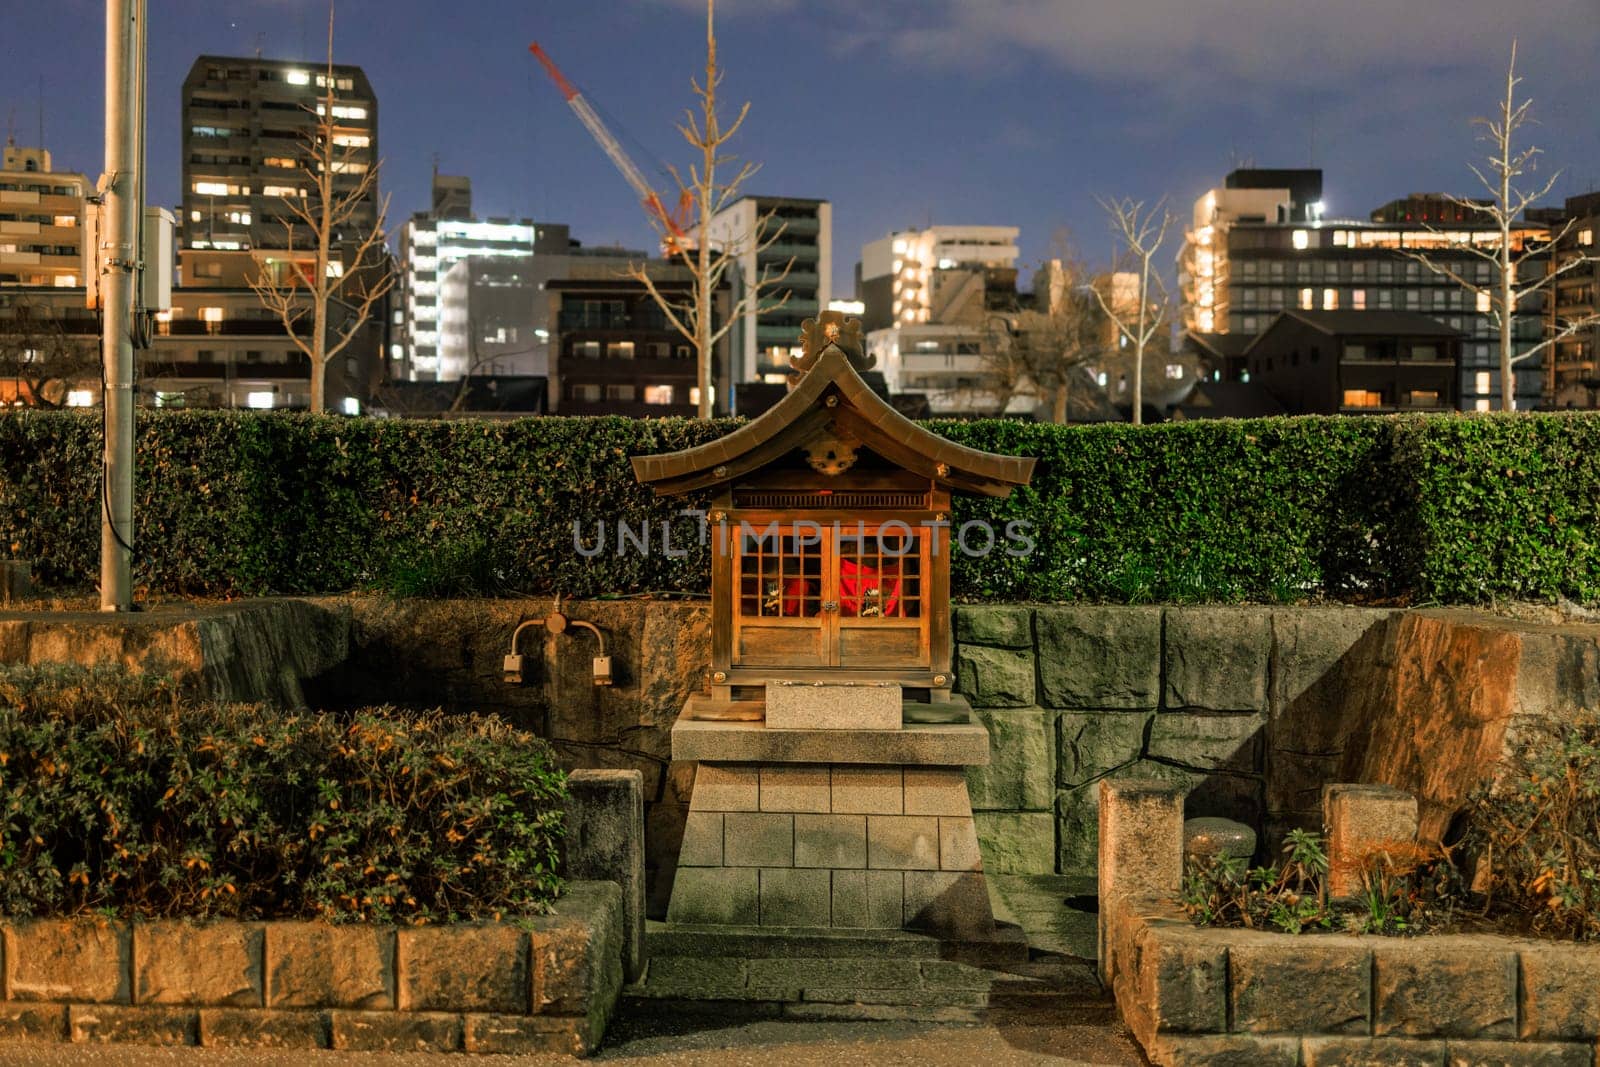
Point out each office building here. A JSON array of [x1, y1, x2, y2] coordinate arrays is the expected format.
[[707, 195, 830, 391], [1545, 191, 1600, 409], [0, 143, 90, 288], [181, 55, 379, 252], [858, 225, 1020, 332], [1181, 168, 1550, 410]]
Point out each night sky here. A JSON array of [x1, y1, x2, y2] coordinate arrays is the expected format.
[[5, 0, 1598, 295]]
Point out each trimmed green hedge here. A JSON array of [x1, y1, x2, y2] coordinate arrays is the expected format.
[[1, 410, 1597, 604], [0, 664, 566, 922]]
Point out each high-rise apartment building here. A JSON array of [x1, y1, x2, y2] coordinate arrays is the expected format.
[[1181, 168, 1551, 410], [1545, 191, 1600, 409], [0, 143, 90, 288], [181, 55, 378, 252], [858, 225, 1025, 415], [707, 196, 830, 392], [398, 173, 567, 380]]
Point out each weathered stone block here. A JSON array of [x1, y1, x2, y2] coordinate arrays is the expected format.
[[330, 1010, 463, 1052], [397, 926, 527, 1014], [973, 811, 1054, 875], [1136, 925, 1228, 1035], [564, 768, 646, 983], [265, 923, 394, 1010], [1099, 779, 1184, 983], [1057, 711, 1150, 788], [677, 811, 724, 867], [1146, 1034, 1299, 1066], [1324, 783, 1419, 899], [1372, 940, 1516, 1038], [134, 921, 264, 1007], [1443, 1039, 1595, 1066], [69, 1004, 197, 1045], [903, 767, 972, 816], [1164, 608, 1271, 711], [966, 706, 1054, 811], [1148, 713, 1264, 775], [1036, 606, 1162, 709], [748, 957, 921, 990], [938, 817, 983, 872], [795, 814, 867, 869], [1183, 817, 1257, 862], [5, 918, 131, 1003], [1301, 1036, 1447, 1066], [690, 763, 759, 811], [724, 811, 795, 867], [903, 871, 993, 939], [766, 682, 901, 730], [831, 765, 902, 814], [531, 881, 623, 1018], [673, 719, 990, 766], [0, 561, 34, 606], [955, 645, 1035, 708], [1057, 784, 1101, 876], [0, 1003, 66, 1042], [198, 1008, 330, 1049], [1228, 935, 1371, 1034], [1519, 943, 1600, 1039], [831, 870, 869, 928], [867, 815, 940, 870], [866, 870, 904, 929], [642, 956, 749, 998], [464, 1013, 597, 1057], [759, 764, 831, 813], [954, 605, 1034, 649], [668, 867, 759, 925], [759, 868, 831, 927]]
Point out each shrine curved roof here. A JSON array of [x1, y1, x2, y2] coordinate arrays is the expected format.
[[630, 345, 1036, 498]]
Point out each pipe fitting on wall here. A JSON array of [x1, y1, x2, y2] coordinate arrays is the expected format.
[[504, 601, 612, 687]]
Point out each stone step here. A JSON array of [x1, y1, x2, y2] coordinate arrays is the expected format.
[[644, 920, 1030, 967]]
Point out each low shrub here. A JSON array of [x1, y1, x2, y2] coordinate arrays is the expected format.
[[2, 409, 1598, 604], [1182, 829, 1333, 934], [0, 664, 567, 923], [1466, 712, 1600, 941], [1343, 840, 1463, 936]]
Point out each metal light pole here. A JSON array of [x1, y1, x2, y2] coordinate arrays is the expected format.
[[100, 0, 143, 611]]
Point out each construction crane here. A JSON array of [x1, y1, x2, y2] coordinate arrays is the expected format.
[[529, 42, 692, 254]]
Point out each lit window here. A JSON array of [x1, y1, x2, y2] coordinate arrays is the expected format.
[[1342, 389, 1384, 408], [1580, 229, 1594, 247], [1292, 230, 1310, 250], [688, 386, 714, 406], [317, 104, 368, 120], [1476, 291, 1491, 313], [643, 385, 675, 405], [200, 307, 224, 323], [1474, 371, 1491, 394], [1299, 288, 1314, 310], [1323, 288, 1338, 310], [193, 180, 230, 196], [246, 391, 275, 410], [285, 70, 311, 86], [263, 156, 297, 169], [262, 185, 304, 198], [333, 133, 370, 148], [325, 262, 344, 279], [341, 397, 360, 416], [190, 210, 202, 222], [1164, 363, 1183, 380], [1096, 372, 1108, 387], [1352, 290, 1367, 309], [892, 239, 907, 254]]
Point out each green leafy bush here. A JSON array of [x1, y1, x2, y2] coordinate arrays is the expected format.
[[2, 409, 1598, 604], [1182, 829, 1333, 934], [0, 664, 566, 923], [1466, 712, 1600, 940]]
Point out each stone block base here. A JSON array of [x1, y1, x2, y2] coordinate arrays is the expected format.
[[672, 762, 994, 939], [766, 682, 902, 731]]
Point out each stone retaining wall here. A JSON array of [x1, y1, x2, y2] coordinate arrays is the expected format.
[[1105, 894, 1600, 1066], [0, 881, 623, 1056]]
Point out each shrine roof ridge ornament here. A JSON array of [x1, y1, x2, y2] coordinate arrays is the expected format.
[[630, 310, 1035, 500]]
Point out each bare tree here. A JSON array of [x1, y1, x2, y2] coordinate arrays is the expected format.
[[985, 255, 1109, 423], [250, 4, 394, 414], [1401, 43, 1597, 411], [0, 298, 99, 407], [1092, 197, 1172, 425], [627, 0, 789, 418]]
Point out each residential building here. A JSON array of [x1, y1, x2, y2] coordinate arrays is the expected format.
[[547, 263, 729, 417], [397, 173, 565, 380], [181, 55, 379, 252], [438, 257, 546, 378], [0, 142, 91, 288], [1545, 191, 1600, 409], [1241, 309, 1460, 415], [859, 225, 1024, 416], [1180, 168, 1550, 410], [707, 195, 831, 392]]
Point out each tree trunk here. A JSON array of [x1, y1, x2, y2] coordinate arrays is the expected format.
[[1500, 219, 1514, 412], [1053, 382, 1068, 424]]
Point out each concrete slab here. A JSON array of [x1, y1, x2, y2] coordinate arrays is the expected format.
[[672, 719, 990, 767]]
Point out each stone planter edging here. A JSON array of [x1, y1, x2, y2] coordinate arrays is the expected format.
[[0, 880, 623, 1056], [1105, 892, 1600, 1066]]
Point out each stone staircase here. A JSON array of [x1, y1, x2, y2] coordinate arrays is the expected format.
[[623, 921, 1104, 1023]]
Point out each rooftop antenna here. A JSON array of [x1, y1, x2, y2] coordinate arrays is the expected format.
[[254, 31, 265, 59], [5, 106, 14, 148], [37, 76, 44, 149]]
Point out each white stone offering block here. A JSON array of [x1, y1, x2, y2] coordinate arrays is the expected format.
[[765, 682, 902, 731]]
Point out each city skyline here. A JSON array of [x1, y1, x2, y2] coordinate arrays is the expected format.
[[3, 0, 1598, 296]]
